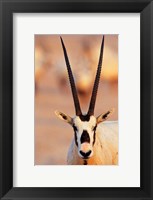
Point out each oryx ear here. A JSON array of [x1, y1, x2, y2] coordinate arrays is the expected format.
[[55, 110, 73, 125], [97, 108, 114, 124]]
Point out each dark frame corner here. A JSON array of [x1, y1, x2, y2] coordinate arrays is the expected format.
[[0, 0, 153, 199]]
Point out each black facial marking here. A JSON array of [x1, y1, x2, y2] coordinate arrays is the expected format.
[[74, 132, 78, 146], [102, 111, 110, 119], [92, 125, 97, 145], [81, 130, 90, 144], [79, 114, 90, 121], [73, 125, 78, 132], [92, 125, 97, 132], [73, 125, 78, 146], [83, 160, 88, 165]]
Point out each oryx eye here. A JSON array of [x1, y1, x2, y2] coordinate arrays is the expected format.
[[73, 125, 78, 132]]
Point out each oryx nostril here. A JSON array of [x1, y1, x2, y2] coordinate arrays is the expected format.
[[85, 150, 91, 157], [80, 150, 91, 158], [80, 150, 86, 157]]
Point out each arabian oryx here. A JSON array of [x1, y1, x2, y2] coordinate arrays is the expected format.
[[55, 36, 118, 165]]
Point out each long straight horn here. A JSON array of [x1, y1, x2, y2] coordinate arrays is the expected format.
[[60, 37, 82, 116], [87, 36, 105, 116]]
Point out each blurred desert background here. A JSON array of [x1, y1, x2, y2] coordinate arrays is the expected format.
[[35, 35, 118, 165]]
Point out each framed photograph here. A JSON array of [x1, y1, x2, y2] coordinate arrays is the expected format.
[[0, 0, 153, 199]]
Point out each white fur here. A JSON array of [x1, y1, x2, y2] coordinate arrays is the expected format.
[[67, 121, 118, 165]]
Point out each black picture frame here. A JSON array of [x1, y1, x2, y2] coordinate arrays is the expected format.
[[0, 0, 153, 199]]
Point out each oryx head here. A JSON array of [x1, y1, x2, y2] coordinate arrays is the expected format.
[[55, 36, 114, 160]]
